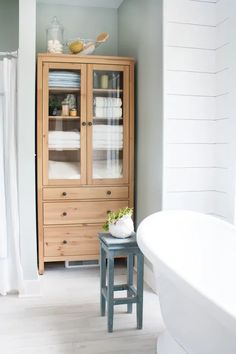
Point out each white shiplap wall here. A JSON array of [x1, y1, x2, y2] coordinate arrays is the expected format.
[[163, 0, 233, 221]]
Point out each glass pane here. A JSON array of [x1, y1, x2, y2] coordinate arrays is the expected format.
[[47, 69, 81, 180], [92, 70, 124, 179]]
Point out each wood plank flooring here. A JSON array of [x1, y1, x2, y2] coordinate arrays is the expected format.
[[0, 262, 164, 354]]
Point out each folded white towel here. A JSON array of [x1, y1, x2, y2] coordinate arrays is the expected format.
[[93, 142, 123, 149], [48, 160, 81, 179], [93, 160, 123, 179], [48, 131, 80, 141], [93, 125, 123, 133], [94, 97, 122, 108], [49, 144, 80, 149], [95, 107, 122, 118], [48, 159, 122, 179]]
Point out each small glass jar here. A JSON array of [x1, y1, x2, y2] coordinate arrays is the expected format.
[[61, 102, 69, 116], [69, 108, 78, 117], [46, 17, 64, 53]]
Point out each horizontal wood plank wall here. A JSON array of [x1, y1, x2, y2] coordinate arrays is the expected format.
[[163, 0, 232, 220]]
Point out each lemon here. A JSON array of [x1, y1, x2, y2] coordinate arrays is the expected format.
[[69, 41, 84, 54]]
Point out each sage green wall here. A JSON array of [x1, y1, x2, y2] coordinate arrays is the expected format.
[[0, 0, 19, 51], [118, 0, 163, 226], [36, 4, 118, 55]]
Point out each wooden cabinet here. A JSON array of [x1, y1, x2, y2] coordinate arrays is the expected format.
[[37, 54, 134, 274]]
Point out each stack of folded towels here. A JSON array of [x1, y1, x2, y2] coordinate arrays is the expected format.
[[94, 97, 122, 119], [93, 125, 123, 149], [49, 71, 81, 88], [48, 130, 80, 149]]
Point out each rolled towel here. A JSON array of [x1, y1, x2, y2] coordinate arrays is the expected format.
[[94, 97, 122, 107]]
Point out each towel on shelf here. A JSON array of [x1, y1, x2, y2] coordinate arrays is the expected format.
[[93, 125, 123, 133], [49, 71, 80, 88], [93, 125, 123, 149], [93, 160, 123, 179], [48, 130, 80, 149], [95, 107, 122, 119], [93, 139, 123, 150], [48, 142, 80, 149], [48, 131, 80, 141], [48, 160, 81, 179], [94, 97, 122, 108], [48, 159, 122, 179]]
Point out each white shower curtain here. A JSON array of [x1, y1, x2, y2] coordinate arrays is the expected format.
[[0, 55, 24, 295]]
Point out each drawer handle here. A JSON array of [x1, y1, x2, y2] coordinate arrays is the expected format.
[[62, 240, 68, 244], [82, 121, 86, 126], [62, 192, 67, 196], [107, 210, 112, 214], [62, 212, 67, 216], [106, 190, 112, 195]]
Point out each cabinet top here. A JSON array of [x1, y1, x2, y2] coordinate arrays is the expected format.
[[37, 53, 135, 65]]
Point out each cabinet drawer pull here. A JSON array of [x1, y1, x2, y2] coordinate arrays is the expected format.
[[106, 190, 112, 195], [88, 121, 93, 126], [107, 210, 112, 214], [82, 121, 86, 126], [62, 192, 67, 196], [62, 240, 67, 244], [62, 212, 67, 216]]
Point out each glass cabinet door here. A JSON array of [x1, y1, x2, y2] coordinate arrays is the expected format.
[[87, 65, 129, 184], [42, 63, 86, 185]]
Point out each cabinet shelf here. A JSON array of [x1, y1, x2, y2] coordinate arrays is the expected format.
[[49, 116, 80, 120], [49, 147, 80, 151], [93, 89, 123, 93], [49, 87, 80, 92], [93, 148, 123, 151]]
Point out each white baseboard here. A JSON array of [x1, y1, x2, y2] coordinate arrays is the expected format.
[[144, 263, 157, 293], [19, 278, 41, 297]]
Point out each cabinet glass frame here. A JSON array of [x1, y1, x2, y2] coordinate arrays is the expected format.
[[87, 64, 130, 185], [42, 62, 87, 186]]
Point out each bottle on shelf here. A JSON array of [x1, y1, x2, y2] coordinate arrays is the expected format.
[[93, 72, 99, 89], [100, 74, 109, 89], [109, 72, 121, 90]]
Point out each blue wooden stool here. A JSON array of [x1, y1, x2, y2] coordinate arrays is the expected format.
[[99, 232, 144, 333]]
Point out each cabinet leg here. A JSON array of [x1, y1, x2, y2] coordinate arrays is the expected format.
[[38, 263, 44, 275]]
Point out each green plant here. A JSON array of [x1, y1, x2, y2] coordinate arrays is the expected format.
[[49, 95, 61, 110], [103, 207, 133, 231]]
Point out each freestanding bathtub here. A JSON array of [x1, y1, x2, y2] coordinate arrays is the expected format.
[[137, 210, 236, 354]]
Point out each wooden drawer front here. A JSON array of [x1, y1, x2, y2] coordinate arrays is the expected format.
[[43, 200, 129, 225], [43, 186, 129, 201], [44, 225, 101, 257]]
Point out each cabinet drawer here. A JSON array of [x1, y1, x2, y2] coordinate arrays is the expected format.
[[44, 225, 101, 257], [43, 186, 129, 201], [43, 200, 129, 225]]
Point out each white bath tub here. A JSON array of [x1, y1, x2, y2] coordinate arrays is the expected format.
[[137, 210, 236, 354]]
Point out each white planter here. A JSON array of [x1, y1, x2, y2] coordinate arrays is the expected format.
[[109, 215, 134, 238]]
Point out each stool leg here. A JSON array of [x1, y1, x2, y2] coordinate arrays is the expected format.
[[136, 253, 144, 329], [100, 245, 106, 316], [127, 254, 133, 313], [107, 255, 114, 332]]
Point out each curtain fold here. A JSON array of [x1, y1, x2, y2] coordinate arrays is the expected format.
[[0, 57, 24, 296]]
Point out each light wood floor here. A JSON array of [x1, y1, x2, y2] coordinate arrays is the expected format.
[[0, 262, 164, 354]]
